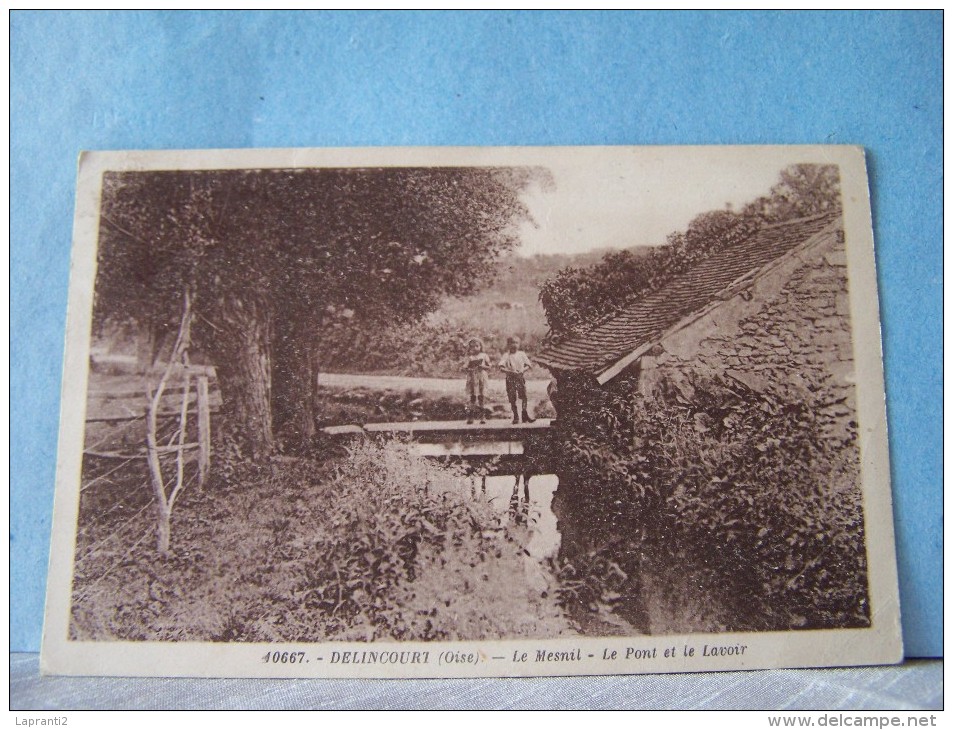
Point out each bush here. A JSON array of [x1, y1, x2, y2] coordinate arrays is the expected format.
[[298, 442, 566, 640], [550, 371, 869, 632], [71, 441, 568, 642]]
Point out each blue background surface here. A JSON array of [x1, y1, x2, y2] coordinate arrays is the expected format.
[[11, 10, 941, 656]]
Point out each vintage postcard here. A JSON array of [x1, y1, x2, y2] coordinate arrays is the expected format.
[[41, 146, 902, 678]]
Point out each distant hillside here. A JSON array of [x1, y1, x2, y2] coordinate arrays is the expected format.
[[432, 248, 651, 339], [493, 249, 619, 293], [319, 246, 654, 378]]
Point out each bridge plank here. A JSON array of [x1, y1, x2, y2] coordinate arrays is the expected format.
[[361, 418, 552, 434]]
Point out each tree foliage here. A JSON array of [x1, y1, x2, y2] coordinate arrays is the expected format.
[[95, 166, 545, 456], [539, 163, 857, 631], [97, 166, 542, 335], [741, 163, 843, 223], [540, 164, 842, 340]]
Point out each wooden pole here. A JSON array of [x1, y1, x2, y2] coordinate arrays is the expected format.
[[197, 375, 211, 486], [145, 291, 192, 556]]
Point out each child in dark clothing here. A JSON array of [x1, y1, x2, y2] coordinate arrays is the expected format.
[[464, 338, 490, 424], [498, 336, 535, 424]]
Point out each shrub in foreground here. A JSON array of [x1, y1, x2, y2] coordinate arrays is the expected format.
[[71, 441, 567, 642]]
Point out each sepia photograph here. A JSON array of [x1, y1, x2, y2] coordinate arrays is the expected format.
[[42, 146, 901, 678]]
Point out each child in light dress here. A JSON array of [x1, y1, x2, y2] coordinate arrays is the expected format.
[[464, 337, 490, 424]]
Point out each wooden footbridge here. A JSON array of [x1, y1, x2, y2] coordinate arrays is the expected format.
[[322, 418, 555, 474]]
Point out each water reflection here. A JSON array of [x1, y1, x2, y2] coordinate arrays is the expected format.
[[474, 473, 645, 635], [479, 473, 560, 560]]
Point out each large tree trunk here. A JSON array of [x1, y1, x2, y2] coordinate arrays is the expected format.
[[135, 316, 159, 373], [272, 315, 322, 449], [201, 291, 275, 462]]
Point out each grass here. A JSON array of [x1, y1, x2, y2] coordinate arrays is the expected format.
[[70, 441, 572, 643]]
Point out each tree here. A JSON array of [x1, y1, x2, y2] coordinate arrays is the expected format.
[[268, 167, 546, 444], [94, 166, 543, 460], [741, 164, 841, 222]]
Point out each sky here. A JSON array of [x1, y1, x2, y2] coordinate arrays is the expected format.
[[513, 152, 798, 257]]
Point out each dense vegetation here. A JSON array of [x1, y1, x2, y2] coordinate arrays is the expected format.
[[72, 442, 568, 642], [541, 211, 760, 340], [75, 161, 855, 642], [550, 372, 868, 632]]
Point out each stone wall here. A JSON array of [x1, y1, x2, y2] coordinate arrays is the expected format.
[[639, 227, 857, 445]]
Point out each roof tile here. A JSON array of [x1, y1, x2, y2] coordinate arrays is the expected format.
[[536, 213, 841, 374]]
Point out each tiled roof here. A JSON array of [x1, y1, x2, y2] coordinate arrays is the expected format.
[[536, 213, 841, 376]]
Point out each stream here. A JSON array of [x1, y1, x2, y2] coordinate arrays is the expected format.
[[478, 472, 647, 637], [481, 474, 561, 560]]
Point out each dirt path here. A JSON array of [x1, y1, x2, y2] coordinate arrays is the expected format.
[[88, 363, 551, 400], [318, 372, 551, 399]]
